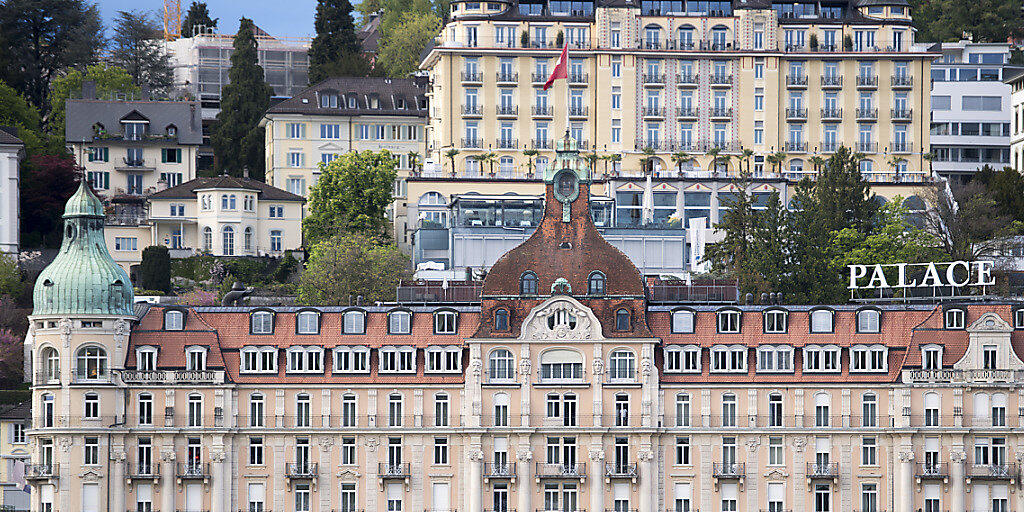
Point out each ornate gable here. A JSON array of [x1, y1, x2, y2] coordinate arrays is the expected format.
[[520, 296, 603, 341]]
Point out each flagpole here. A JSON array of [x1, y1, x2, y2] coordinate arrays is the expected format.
[[565, 44, 570, 140]]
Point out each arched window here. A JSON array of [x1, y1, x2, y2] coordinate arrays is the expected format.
[[539, 349, 583, 381], [419, 191, 446, 205], [814, 392, 831, 427], [493, 308, 509, 331], [810, 309, 834, 333], [221, 194, 228, 209], [608, 349, 635, 380], [229, 194, 237, 210], [222, 226, 234, 255], [615, 308, 631, 331], [296, 310, 320, 334], [41, 347, 59, 382], [789, 159, 804, 174], [202, 227, 212, 252], [251, 311, 274, 334], [84, 392, 99, 418], [520, 271, 538, 295], [857, 309, 880, 333], [76, 346, 107, 380], [488, 348, 515, 381], [164, 310, 184, 330], [243, 227, 253, 252], [388, 310, 411, 334], [671, 309, 695, 333], [903, 195, 926, 212], [343, 310, 365, 334], [588, 271, 605, 295]]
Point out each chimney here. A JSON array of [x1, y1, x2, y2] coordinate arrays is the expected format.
[[140, 84, 151, 100], [242, 166, 250, 179], [81, 80, 96, 100]]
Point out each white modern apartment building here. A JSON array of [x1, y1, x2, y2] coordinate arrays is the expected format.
[[1006, 68, 1024, 172], [925, 41, 1018, 183], [0, 128, 22, 254]]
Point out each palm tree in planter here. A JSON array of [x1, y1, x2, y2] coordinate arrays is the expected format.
[[407, 151, 420, 174], [583, 151, 600, 176], [477, 152, 498, 176], [887, 155, 907, 182], [809, 155, 826, 175], [607, 154, 622, 176], [706, 147, 722, 175], [523, 148, 539, 178], [738, 148, 755, 175], [444, 149, 460, 176], [766, 151, 787, 175], [671, 151, 693, 176], [922, 151, 935, 176], [641, 146, 657, 175]]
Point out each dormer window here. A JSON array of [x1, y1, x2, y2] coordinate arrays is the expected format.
[[717, 309, 741, 333], [711, 345, 747, 372], [1015, 309, 1024, 329], [185, 346, 207, 371], [380, 347, 416, 373], [320, 92, 339, 108], [494, 308, 510, 331], [671, 309, 694, 333], [588, 272, 605, 295], [944, 308, 965, 329], [166, 125, 177, 137], [434, 311, 457, 334], [427, 346, 462, 372], [369, 96, 379, 109], [347, 96, 356, 108], [164, 310, 184, 330], [333, 346, 370, 373], [396, 97, 406, 109], [857, 309, 880, 333], [251, 311, 274, 334], [763, 310, 787, 333], [520, 271, 538, 295], [343, 310, 365, 334], [136, 347, 158, 371], [804, 345, 840, 372], [615, 309, 631, 331], [851, 345, 887, 372], [296, 310, 320, 334], [922, 345, 942, 370], [241, 347, 278, 373], [664, 345, 700, 373], [757, 345, 793, 372], [389, 310, 411, 334], [122, 121, 147, 141], [287, 347, 323, 373], [809, 309, 834, 333]]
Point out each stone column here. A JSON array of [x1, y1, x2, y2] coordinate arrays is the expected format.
[[161, 451, 176, 512], [211, 451, 225, 512], [469, 447, 483, 512], [589, 446, 604, 512], [898, 450, 914, 512], [950, 449, 966, 512], [638, 448, 654, 512], [517, 447, 532, 512], [111, 451, 126, 512]]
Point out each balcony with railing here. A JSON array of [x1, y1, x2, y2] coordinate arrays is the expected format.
[[677, 73, 698, 86], [568, 105, 589, 117], [820, 142, 840, 153], [604, 462, 638, 480], [820, 107, 842, 120], [856, 75, 878, 87], [891, 75, 913, 87], [643, 73, 666, 85], [891, 108, 912, 120], [176, 463, 210, 480], [461, 104, 482, 116], [127, 463, 158, 481], [806, 462, 839, 479], [72, 369, 113, 384], [496, 105, 518, 117], [568, 72, 588, 84], [536, 367, 586, 385], [821, 75, 843, 87], [785, 141, 807, 153], [285, 463, 318, 479], [531, 139, 551, 149], [531, 72, 548, 83], [642, 107, 666, 118], [890, 141, 912, 153], [34, 370, 60, 386], [786, 75, 808, 87], [709, 74, 732, 86], [709, 107, 733, 118], [378, 462, 411, 479], [675, 106, 697, 118], [532, 105, 553, 117], [118, 157, 151, 170], [915, 462, 948, 480], [461, 71, 483, 82], [496, 71, 519, 83], [483, 462, 516, 479], [856, 142, 878, 153], [25, 463, 58, 481], [967, 462, 1019, 480], [120, 370, 221, 384], [785, 107, 807, 119], [856, 107, 878, 120], [461, 138, 482, 149], [535, 462, 586, 479], [712, 462, 744, 479], [496, 138, 519, 149]]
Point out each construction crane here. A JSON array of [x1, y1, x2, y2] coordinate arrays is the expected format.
[[163, 0, 181, 41]]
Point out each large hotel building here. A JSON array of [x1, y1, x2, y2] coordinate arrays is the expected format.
[[23, 138, 1024, 512], [420, 0, 934, 181]]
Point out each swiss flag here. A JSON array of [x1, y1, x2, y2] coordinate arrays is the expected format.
[[543, 43, 569, 91]]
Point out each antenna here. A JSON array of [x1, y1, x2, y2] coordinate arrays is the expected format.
[[163, 0, 181, 41]]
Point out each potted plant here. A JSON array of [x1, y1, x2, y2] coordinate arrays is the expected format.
[[555, 30, 564, 47], [809, 33, 818, 51], [843, 34, 853, 51], [521, 30, 530, 48]]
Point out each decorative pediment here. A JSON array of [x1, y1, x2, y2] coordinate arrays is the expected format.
[[653, 182, 678, 191], [752, 183, 778, 193], [616, 182, 644, 191], [520, 296, 603, 341], [317, 142, 345, 151], [967, 312, 1012, 333], [684, 183, 711, 192], [80, 469, 103, 482]]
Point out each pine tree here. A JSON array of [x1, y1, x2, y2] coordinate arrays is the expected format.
[[211, 18, 273, 179], [109, 11, 174, 93], [181, 2, 218, 37], [308, 0, 370, 82]]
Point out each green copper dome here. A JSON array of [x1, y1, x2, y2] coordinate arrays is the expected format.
[[32, 182, 134, 316]]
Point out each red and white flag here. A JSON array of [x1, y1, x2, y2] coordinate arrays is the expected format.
[[543, 43, 569, 91]]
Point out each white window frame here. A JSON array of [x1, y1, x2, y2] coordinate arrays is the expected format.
[[333, 346, 371, 373], [380, 347, 417, 373], [763, 310, 788, 334], [434, 311, 458, 334], [810, 309, 834, 333], [388, 310, 412, 334], [944, 308, 965, 329], [664, 345, 701, 373], [286, 346, 324, 373], [717, 310, 741, 333], [426, 346, 463, 373], [710, 345, 747, 373], [1015, 309, 1024, 329], [850, 344, 888, 372], [756, 345, 794, 373], [135, 346, 158, 372], [251, 311, 274, 334], [343, 310, 366, 334], [296, 311, 320, 335], [185, 346, 207, 371], [804, 345, 841, 372], [164, 310, 184, 331], [856, 309, 881, 333], [240, 347, 277, 373], [671, 309, 695, 333], [921, 344, 943, 370]]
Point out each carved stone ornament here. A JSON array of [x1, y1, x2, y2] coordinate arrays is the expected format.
[[113, 318, 130, 349], [792, 437, 806, 452], [365, 436, 379, 452], [746, 437, 761, 453], [58, 437, 72, 453], [592, 358, 605, 375], [111, 450, 127, 462], [210, 451, 226, 463], [319, 437, 334, 452], [640, 357, 653, 378], [467, 450, 484, 462], [521, 297, 600, 341], [470, 358, 483, 377], [59, 317, 72, 347], [899, 451, 915, 463], [161, 450, 177, 462], [516, 449, 533, 462], [518, 358, 532, 377], [949, 451, 967, 463], [636, 450, 654, 462], [588, 448, 605, 461]]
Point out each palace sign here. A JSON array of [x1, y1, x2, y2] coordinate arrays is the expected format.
[[848, 261, 995, 290]]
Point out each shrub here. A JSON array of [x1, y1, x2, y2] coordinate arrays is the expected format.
[[138, 246, 172, 293]]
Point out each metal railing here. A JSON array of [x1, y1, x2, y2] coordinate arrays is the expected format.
[[176, 463, 209, 479], [821, 75, 843, 87], [461, 71, 482, 82], [712, 462, 744, 478], [461, 138, 481, 148], [532, 139, 551, 149], [604, 462, 638, 478], [806, 462, 839, 478], [532, 106, 553, 117], [535, 462, 586, 478], [855, 107, 878, 119], [496, 72, 518, 82], [709, 107, 733, 118], [968, 462, 1019, 479], [856, 142, 878, 153], [568, 106, 588, 117], [820, 107, 842, 119], [786, 75, 808, 86], [785, 107, 807, 118], [642, 107, 666, 117], [536, 368, 586, 383], [891, 108, 912, 120], [856, 75, 878, 87], [643, 73, 666, 84], [568, 73, 588, 83], [676, 107, 697, 117], [496, 105, 518, 116], [709, 74, 732, 85], [891, 75, 913, 87], [483, 462, 516, 478], [785, 141, 807, 152], [378, 462, 411, 478], [915, 462, 948, 478], [891, 141, 912, 153], [677, 73, 697, 84], [496, 138, 519, 149], [25, 463, 58, 479], [285, 462, 318, 478], [461, 105, 482, 116]]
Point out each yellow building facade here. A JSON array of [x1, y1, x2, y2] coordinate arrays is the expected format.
[[421, 0, 934, 181]]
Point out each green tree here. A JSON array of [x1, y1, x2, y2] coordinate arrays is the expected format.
[[298, 232, 411, 305], [523, 148, 538, 176], [0, 254, 21, 299], [138, 246, 172, 293], [376, 12, 439, 77], [749, 192, 789, 295], [48, 64, 139, 137], [211, 18, 273, 179], [910, 0, 1023, 42], [444, 148, 459, 174], [0, 0, 105, 110], [973, 165, 1024, 222], [302, 150, 397, 244], [829, 200, 947, 279], [671, 151, 692, 174], [704, 171, 760, 294], [180, 1, 218, 37], [922, 181, 1023, 260], [0, 80, 62, 154], [308, 0, 369, 82], [21, 155, 81, 248], [109, 11, 174, 92]]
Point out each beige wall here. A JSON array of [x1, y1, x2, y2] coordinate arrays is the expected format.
[[71, 142, 198, 197]]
